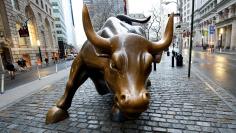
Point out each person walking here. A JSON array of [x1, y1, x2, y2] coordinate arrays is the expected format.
[[45, 57, 49, 66], [5, 61, 16, 80]]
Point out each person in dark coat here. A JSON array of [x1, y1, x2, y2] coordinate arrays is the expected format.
[[5, 62, 16, 80]]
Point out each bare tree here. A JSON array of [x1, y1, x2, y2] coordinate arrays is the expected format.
[[91, 0, 122, 31], [144, 7, 161, 40]]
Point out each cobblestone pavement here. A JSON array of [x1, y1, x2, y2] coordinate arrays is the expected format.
[[0, 56, 236, 133]]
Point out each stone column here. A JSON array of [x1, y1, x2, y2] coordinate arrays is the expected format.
[[215, 27, 219, 49], [225, 26, 231, 49], [230, 20, 236, 50]]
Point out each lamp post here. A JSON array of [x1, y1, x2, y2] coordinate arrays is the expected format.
[[37, 40, 42, 63], [188, 0, 195, 78]]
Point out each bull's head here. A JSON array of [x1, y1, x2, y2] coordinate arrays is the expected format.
[[82, 5, 173, 118]]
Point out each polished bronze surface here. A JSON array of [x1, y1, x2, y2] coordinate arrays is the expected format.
[[46, 5, 174, 124]]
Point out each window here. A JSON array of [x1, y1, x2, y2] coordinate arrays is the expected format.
[[53, 9, 59, 13], [187, 9, 190, 14], [55, 24, 61, 28], [38, 13, 42, 21], [36, 0, 39, 4], [41, 0, 44, 9], [49, 9, 51, 15], [58, 37, 62, 41], [55, 17, 60, 21], [52, 2, 58, 6], [57, 30, 62, 34], [45, 4, 48, 12], [28, 20, 37, 46], [12, 0, 20, 10], [16, 23, 27, 45]]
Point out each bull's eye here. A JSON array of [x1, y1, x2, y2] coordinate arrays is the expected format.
[[110, 61, 118, 70]]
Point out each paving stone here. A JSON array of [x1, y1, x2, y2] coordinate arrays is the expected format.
[[87, 124, 100, 129], [218, 128, 235, 133], [196, 121, 210, 126], [0, 57, 235, 132], [172, 123, 186, 129], [183, 130, 200, 133], [167, 128, 183, 133], [152, 127, 167, 132], [186, 125, 202, 132]]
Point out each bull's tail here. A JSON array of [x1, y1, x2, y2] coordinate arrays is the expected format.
[[116, 15, 151, 25]]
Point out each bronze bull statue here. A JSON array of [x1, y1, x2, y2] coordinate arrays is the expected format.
[[46, 5, 174, 124]]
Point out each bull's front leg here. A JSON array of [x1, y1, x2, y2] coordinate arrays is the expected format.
[[46, 56, 88, 124]]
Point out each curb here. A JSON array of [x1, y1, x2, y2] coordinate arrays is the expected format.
[[0, 68, 70, 111]]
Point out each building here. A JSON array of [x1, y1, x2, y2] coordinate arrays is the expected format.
[[194, 0, 236, 50], [180, 0, 192, 48], [51, 0, 67, 58], [62, 0, 78, 53], [0, 0, 57, 71], [83, 0, 125, 31]]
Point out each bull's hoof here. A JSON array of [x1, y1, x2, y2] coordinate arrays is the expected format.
[[46, 106, 69, 124], [111, 105, 126, 122]]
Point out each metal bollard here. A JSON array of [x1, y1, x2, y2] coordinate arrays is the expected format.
[[56, 64, 58, 73], [153, 62, 156, 71], [1, 74, 4, 94], [172, 56, 175, 67]]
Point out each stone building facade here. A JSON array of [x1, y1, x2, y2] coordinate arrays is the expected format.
[[0, 0, 58, 71], [194, 0, 236, 50]]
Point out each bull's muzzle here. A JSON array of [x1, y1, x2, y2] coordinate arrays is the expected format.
[[114, 91, 150, 118]]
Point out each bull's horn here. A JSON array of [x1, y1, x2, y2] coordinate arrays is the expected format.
[[149, 13, 174, 54], [82, 5, 111, 50]]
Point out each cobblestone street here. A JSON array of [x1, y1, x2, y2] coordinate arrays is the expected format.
[[0, 56, 236, 133]]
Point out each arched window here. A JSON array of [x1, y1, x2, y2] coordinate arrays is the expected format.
[[25, 6, 38, 47], [28, 20, 37, 46], [45, 18, 53, 48], [16, 22, 27, 46], [11, 0, 20, 11]]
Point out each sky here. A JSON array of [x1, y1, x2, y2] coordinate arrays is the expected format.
[[71, 0, 177, 48]]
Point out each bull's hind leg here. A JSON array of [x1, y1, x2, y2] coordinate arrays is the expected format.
[[46, 57, 88, 124]]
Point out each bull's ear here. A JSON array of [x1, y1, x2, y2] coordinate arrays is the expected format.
[[149, 13, 174, 54], [82, 5, 111, 52]]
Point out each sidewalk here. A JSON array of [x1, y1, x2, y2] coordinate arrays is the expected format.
[[214, 49, 236, 55], [193, 47, 236, 55], [0, 55, 235, 133], [1, 60, 72, 91], [0, 67, 70, 110]]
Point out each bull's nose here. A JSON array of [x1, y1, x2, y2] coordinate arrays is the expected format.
[[142, 92, 150, 101], [115, 94, 128, 103]]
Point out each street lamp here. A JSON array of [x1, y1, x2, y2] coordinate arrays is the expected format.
[[188, 0, 195, 78], [37, 40, 42, 63]]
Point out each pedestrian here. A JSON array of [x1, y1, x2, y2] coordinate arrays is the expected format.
[[52, 56, 55, 64], [5, 61, 16, 80], [45, 57, 49, 66], [55, 56, 58, 63]]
